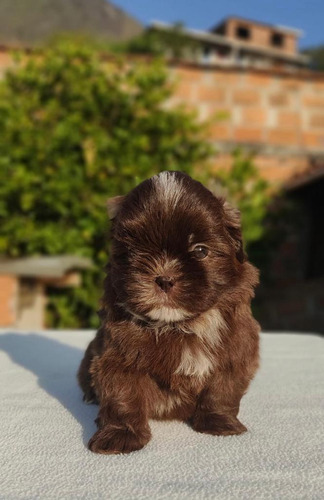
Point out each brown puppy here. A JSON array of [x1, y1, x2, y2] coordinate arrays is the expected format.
[[78, 171, 260, 454]]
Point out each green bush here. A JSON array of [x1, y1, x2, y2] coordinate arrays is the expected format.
[[214, 150, 271, 247], [0, 39, 212, 327], [0, 40, 271, 327], [111, 23, 200, 60]]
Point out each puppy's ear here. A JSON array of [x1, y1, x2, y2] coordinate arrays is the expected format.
[[106, 195, 125, 220], [223, 201, 246, 264]]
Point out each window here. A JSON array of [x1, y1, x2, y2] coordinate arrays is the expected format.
[[202, 46, 212, 63], [271, 32, 284, 47], [236, 25, 251, 40]]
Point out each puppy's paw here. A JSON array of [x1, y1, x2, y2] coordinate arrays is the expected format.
[[83, 392, 98, 405], [191, 412, 247, 436], [88, 426, 151, 455]]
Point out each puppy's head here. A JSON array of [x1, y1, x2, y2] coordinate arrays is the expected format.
[[108, 171, 246, 324]]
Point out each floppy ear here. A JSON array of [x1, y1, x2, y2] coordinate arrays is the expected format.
[[106, 195, 125, 220], [223, 201, 246, 264]]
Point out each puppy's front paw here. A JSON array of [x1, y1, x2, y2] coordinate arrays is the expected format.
[[191, 412, 247, 436], [88, 426, 151, 455], [83, 392, 98, 405]]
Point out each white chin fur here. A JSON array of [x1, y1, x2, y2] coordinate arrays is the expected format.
[[147, 307, 188, 323]]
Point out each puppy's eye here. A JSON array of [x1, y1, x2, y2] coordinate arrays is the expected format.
[[191, 245, 209, 260]]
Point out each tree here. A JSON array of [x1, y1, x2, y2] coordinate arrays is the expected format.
[[110, 23, 200, 60], [0, 39, 212, 327], [208, 150, 271, 248], [303, 45, 324, 71]]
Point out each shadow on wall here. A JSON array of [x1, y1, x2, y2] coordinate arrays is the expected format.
[[0, 333, 97, 445]]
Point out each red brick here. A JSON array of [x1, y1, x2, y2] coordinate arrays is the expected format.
[[303, 95, 324, 107], [245, 73, 271, 86], [209, 124, 231, 140], [302, 132, 324, 148], [209, 153, 310, 184], [309, 114, 324, 128], [312, 80, 324, 92], [197, 86, 226, 102], [277, 111, 301, 128], [281, 78, 302, 91], [233, 89, 260, 105], [0, 275, 17, 326], [173, 67, 203, 83], [175, 82, 195, 100], [210, 71, 240, 85], [268, 92, 289, 106], [267, 128, 298, 146], [234, 127, 263, 142], [241, 108, 267, 126], [0, 51, 12, 67]]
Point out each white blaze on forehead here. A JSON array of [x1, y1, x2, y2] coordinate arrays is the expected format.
[[188, 233, 195, 244], [175, 308, 226, 379], [147, 306, 189, 323], [153, 171, 184, 209]]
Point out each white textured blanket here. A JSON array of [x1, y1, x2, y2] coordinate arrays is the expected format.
[[0, 330, 323, 499]]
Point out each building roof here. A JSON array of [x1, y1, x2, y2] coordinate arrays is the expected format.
[[211, 16, 304, 37], [0, 256, 92, 279], [150, 21, 309, 65]]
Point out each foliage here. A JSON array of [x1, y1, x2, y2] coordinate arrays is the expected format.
[[0, 38, 212, 328], [210, 150, 271, 248], [110, 23, 200, 59], [302, 44, 324, 71]]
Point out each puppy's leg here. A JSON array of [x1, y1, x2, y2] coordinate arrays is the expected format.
[[190, 376, 248, 436], [88, 361, 151, 454], [77, 340, 98, 404]]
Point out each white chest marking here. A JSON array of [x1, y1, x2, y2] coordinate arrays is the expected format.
[[175, 345, 213, 379]]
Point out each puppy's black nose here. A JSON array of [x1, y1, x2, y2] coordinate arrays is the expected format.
[[155, 276, 174, 293]]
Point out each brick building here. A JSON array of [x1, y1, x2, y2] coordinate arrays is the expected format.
[[151, 16, 309, 70]]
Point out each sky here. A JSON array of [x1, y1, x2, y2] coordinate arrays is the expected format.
[[113, 0, 324, 49]]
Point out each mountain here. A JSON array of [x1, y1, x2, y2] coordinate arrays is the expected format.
[[0, 0, 143, 47]]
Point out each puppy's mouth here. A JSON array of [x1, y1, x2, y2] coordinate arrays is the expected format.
[[145, 275, 192, 323], [119, 303, 192, 325], [146, 306, 191, 323], [117, 265, 196, 325]]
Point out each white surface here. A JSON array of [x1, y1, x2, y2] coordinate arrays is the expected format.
[[0, 330, 323, 500]]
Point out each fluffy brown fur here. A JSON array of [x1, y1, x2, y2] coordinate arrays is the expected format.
[[78, 171, 260, 454]]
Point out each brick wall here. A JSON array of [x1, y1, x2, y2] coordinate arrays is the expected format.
[[0, 50, 14, 78], [170, 64, 324, 183], [0, 275, 17, 326]]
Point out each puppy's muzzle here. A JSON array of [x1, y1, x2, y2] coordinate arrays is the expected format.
[[155, 276, 174, 293]]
